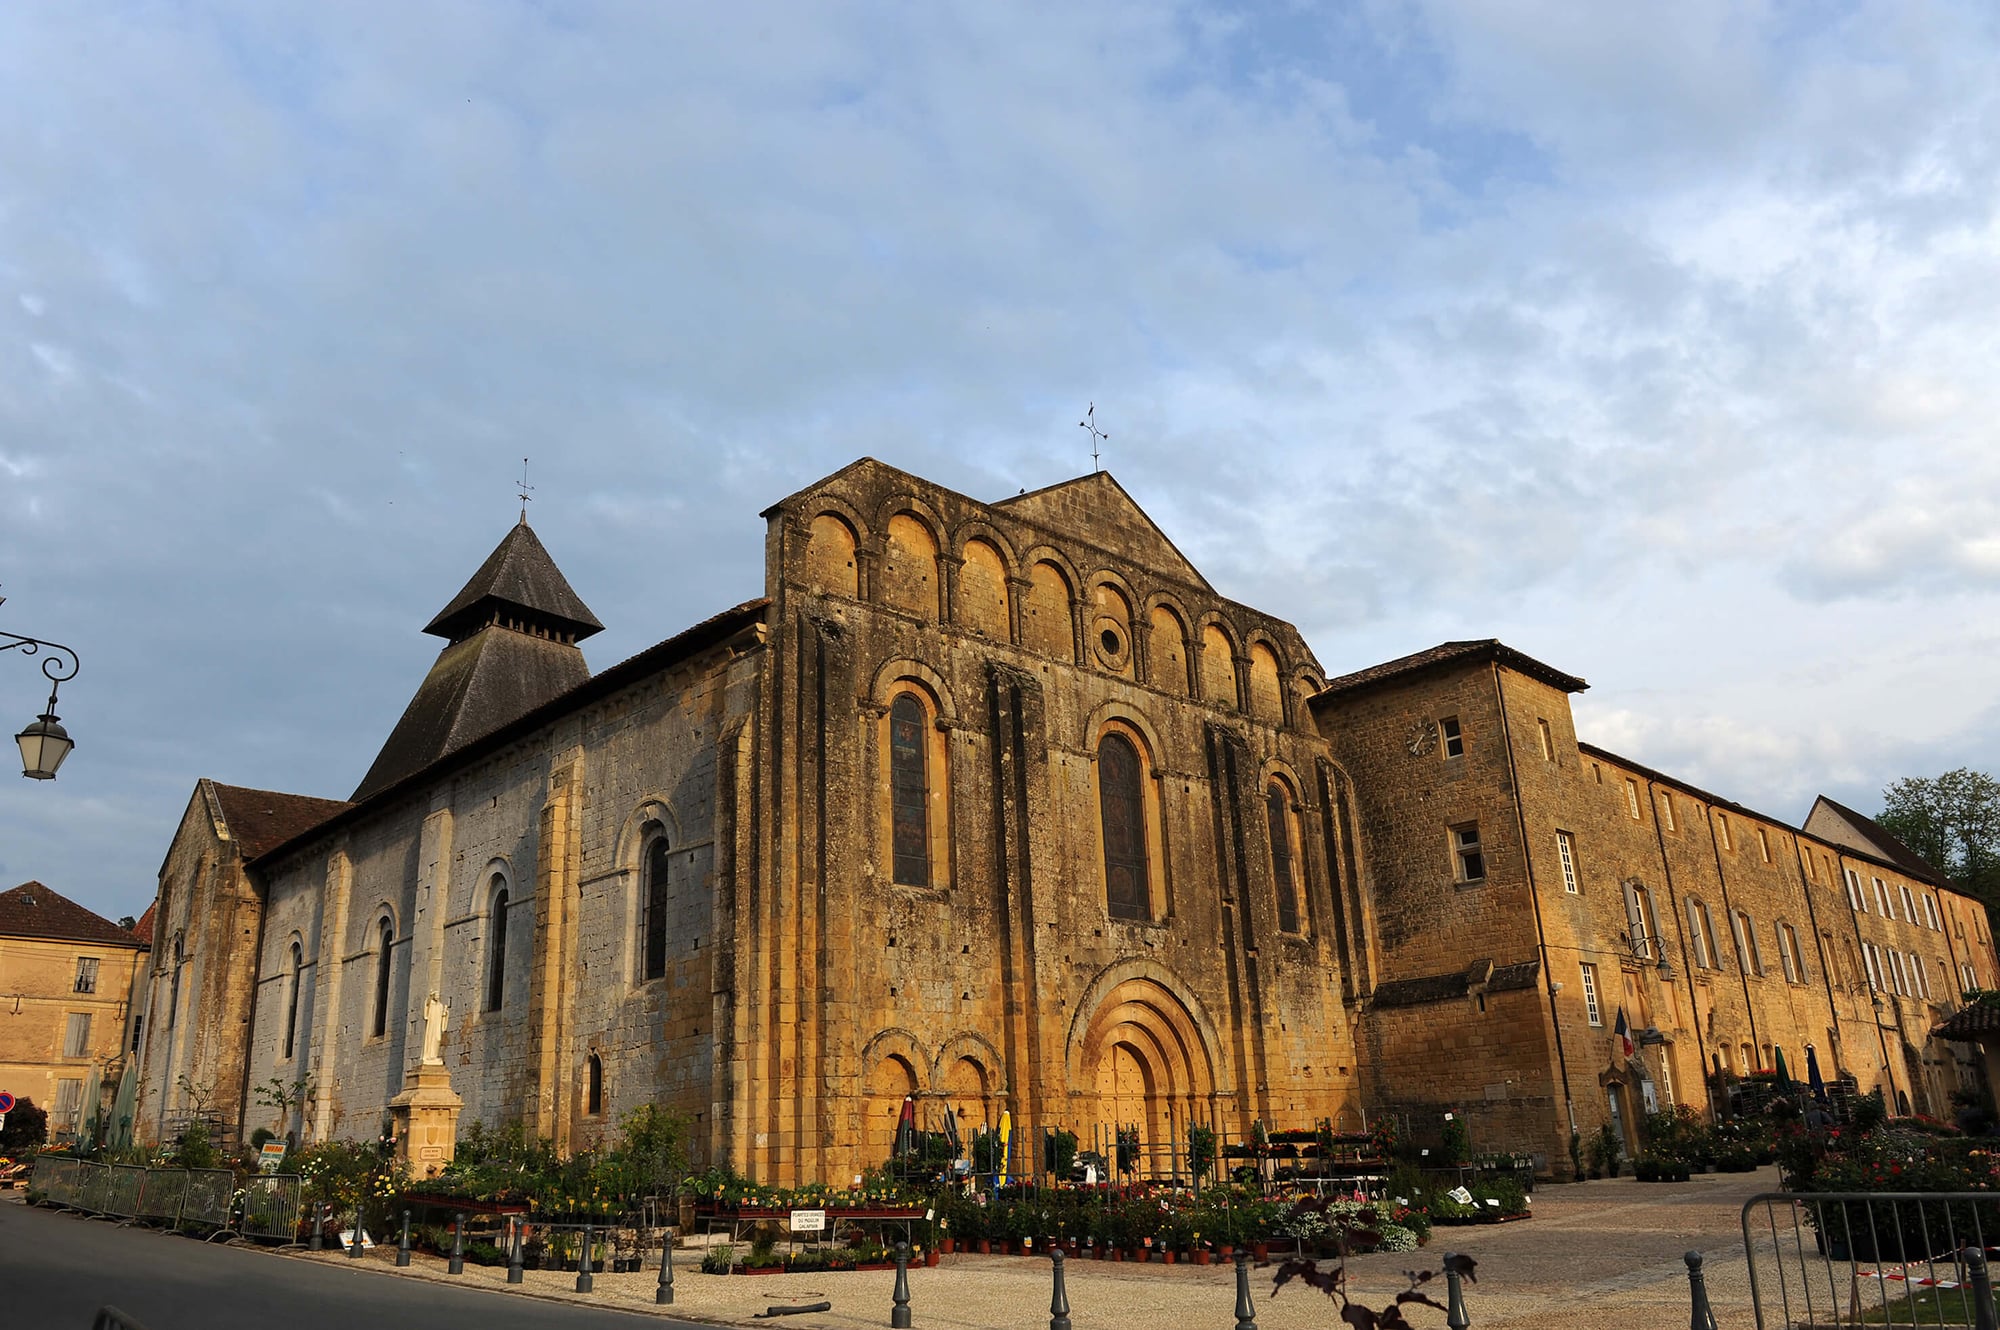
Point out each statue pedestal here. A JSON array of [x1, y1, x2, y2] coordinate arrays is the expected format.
[[389, 1061, 463, 1178]]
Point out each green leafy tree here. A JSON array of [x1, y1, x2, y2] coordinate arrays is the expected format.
[[1878, 769, 2000, 903]]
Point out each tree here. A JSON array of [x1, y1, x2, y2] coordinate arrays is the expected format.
[[0, 1096, 49, 1151], [1878, 769, 2000, 904]]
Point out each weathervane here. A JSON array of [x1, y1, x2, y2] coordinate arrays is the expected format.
[[1079, 404, 1108, 473], [518, 457, 534, 523]]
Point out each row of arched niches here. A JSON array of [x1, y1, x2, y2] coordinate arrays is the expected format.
[[796, 504, 1326, 729]]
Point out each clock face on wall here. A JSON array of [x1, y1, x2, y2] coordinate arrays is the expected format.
[[1405, 721, 1438, 757]]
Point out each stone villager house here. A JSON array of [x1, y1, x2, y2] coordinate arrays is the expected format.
[[0, 881, 149, 1136], [133, 459, 2000, 1179]]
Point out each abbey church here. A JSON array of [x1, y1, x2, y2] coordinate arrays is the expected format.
[[134, 458, 2000, 1181]]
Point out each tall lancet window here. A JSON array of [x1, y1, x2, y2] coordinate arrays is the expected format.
[[643, 836, 670, 981], [485, 883, 509, 1012], [283, 941, 304, 1060], [1099, 732, 1151, 921], [890, 693, 931, 887], [1267, 782, 1301, 934], [372, 917, 394, 1038]]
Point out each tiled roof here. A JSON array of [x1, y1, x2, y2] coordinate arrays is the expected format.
[[1312, 640, 1588, 704], [209, 783, 351, 860], [1812, 795, 1946, 886], [1370, 958, 1540, 1008], [1934, 1002, 2000, 1042], [424, 520, 604, 642], [255, 598, 770, 870], [129, 902, 156, 947], [0, 882, 144, 948]]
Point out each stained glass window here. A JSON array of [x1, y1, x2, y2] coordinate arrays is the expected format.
[[890, 694, 931, 887], [1100, 732, 1150, 921]]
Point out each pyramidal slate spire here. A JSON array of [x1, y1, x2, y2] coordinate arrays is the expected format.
[[351, 522, 603, 802]]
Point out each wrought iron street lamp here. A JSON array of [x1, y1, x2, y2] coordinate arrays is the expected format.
[[2, 619, 79, 780]]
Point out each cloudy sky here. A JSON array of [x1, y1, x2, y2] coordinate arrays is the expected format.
[[5, 2, 1999, 922]]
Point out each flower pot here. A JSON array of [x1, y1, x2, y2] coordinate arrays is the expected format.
[[1160, 1250, 1175, 1265], [1193, 1250, 1211, 1266], [1107, 1248, 1122, 1262], [924, 1249, 939, 1267], [975, 1239, 992, 1255], [1250, 1242, 1269, 1262], [939, 1238, 955, 1254], [1217, 1244, 1233, 1260]]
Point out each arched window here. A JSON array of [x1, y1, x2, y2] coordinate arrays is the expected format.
[[1266, 782, 1301, 934], [485, 881, 509, 1012], [586, 1053, 604, 1116], [889, 693, 932, 887], [372, 917, 394, 1039], [283, 940, 303, 1059], [1099, 732, 1150, 921], [642, 836, 670, 981]]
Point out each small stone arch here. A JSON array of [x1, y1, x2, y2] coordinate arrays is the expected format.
[[860, 1027, 932, 1170], [1066, 962, 1227, 1172], [949, 519, 1021, 575], [879, 509, 944, 620], [1245, 635, 1287, 725], [931, 1031, 1005, 1134], [1087, 574, 1140, 679], [615, 797, 684, 875], [1019, 547, 1081, 661], [1196, 615, 1242, 709], [872, 492, 950, 547], [860, 1027, 935, 1086], [868, 657, 961, 723], [1083, 700, 1167, 772], [796, 493, 872, 547], [955, 534, 1014, 641]]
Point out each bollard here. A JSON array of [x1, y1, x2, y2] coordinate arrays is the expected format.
[[1966, 1248, 1998, 1330], [1685, 1251, 1716, 1330], [309, 1202, 325, 1252], [507, 1218, 524, 1284], [891, 1239, 912, 1329], [396, 1209, 412, 1267], [1048, 1248, 1071, 1330], [656, 1227, 676, 1305], [1234, 1248, 1257, 1330], [577, 1222, 595, 1294], [1445, 1251, 1469, 1330], [448, 1212, 465, 1275], [348, 1203, 366, 1259]]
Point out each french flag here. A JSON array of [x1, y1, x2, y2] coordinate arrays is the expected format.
[[1614, 1007, 1635, 1058]]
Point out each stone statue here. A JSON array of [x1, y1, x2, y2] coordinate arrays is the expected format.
[[421, 991, 449, 1064]]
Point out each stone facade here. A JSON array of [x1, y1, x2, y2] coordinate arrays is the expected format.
[[0, 882, 147, 1135], [137, 458, 2000, 1179]]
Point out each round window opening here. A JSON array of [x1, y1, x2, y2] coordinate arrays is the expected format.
[[1100, 628, 1122, 655]]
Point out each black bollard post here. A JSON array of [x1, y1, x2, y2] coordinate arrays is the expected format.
[[1049, 1248, 1071, 1330], [348, 1203, 366, 1259], [507, 1218, 524, 1285], [1966, 1248, 1998, 1330], [656, 1227, 676, 1305], [309, 1202, 325, 1252], [1234, 1248, 1257, 1330], [1445, 1251, 1470, 1330], [448, 1212, 465, 1275], [396, 1209, 412, 1267], [891, 1239, 913, 1329], [1684, 1251, 1717, 1330], [576, 1222, 595, 1294]]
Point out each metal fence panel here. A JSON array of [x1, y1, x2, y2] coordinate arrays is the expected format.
[[29, 1155, 73, 1205], [102, 1164, 148, 1219], [74, 1160, 112, 1214], [240, 1175, 303, 1242], [1743, 1190, 2000, 1330], [179, 1168, 234, 1231], [136, 1169, 188, 1225]]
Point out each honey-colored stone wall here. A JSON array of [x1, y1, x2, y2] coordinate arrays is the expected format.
[[0, 930, 144, 1133]]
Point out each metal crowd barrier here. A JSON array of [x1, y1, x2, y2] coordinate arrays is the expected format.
[[74, 1161, 112, 1214], [1743, 1190, 2000, 1330], [239, 1174, 303, 1242], [135, 1168, 188, 1225], [101, 1164, 147, 1220], [179, 1169, 235, 1231]]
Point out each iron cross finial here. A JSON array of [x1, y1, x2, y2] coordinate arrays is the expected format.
[[1079, 404, 1109, 473], [518, 457, 534, 523]]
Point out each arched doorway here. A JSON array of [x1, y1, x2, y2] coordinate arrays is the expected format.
[[941, 1055, 990, 1137], [1073, 973, 1218, 1179]]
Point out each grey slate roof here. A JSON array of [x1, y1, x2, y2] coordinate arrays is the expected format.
[[424, 520, 604, 642], [351, 626, 591, 802]]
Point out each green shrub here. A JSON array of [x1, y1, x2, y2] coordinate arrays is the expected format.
[[700, 1243, 735, 1274]]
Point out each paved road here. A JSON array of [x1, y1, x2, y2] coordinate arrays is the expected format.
[[0, 1201, 696, 1330]]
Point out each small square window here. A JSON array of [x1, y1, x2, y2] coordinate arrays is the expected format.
[[63, 1011, 92, 1058], [1624, 778, 1642, 820], [1439, 717, 1464, 759], [1451, 822, 1485, 883], [73, 957, 99, 994]]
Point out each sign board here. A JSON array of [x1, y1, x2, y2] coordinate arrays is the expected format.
[[258, 1142, 288, 1174], [789, 1209, 827, 1234], [0, 1091, 15, 1114]]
